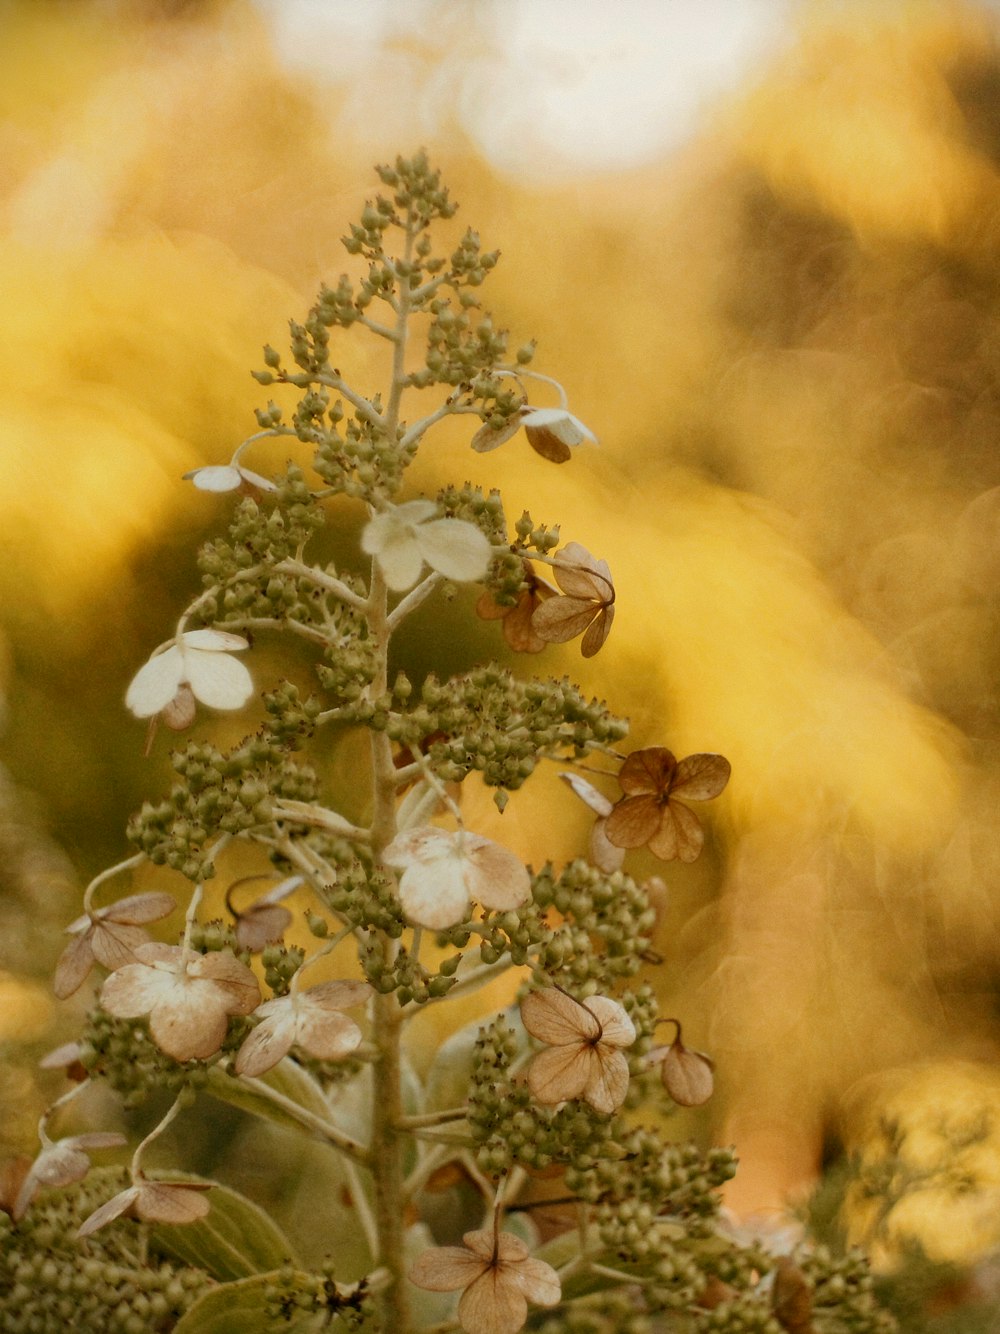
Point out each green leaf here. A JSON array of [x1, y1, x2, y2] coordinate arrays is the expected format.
[[172, 1272, 317, 1333], [151, 1176, 300, 1280], [204, 1059, 333, 1133]]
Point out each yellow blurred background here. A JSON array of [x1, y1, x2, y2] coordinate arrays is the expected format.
[[4, 0, 1000, 1276]]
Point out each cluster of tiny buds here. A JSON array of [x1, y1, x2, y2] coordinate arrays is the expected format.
[[0, 1169, 210, 1332], [265, 1260, 373, 1330]]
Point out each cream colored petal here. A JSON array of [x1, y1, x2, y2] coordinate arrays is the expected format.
[[148, 981, 230, 1061], [466, 839, 530, 912], [183, 648, 254, 711], [551, 542, 602, 597], [509, 1256, 561, 1308], [135, 1181, 212, 1224], [583, 1047, 630, 1115], [180, 630, 250, 652], [583, 997, 636, 1048], [398, 860, 471, 930], [125, 647, 185, 717], [183, 464, 242, 492], [471, 417, 521, 453], [77, 1185, 140, 1237], [559, 772, 613, 818], [301, 979, 372, 1012], [417, 518, 491, 584], [458, 1266, 528, 1334], [133, 941, 185, 967], [527, 1043, 591, 1106], [410, 1245, 486, 1292], [371, 529, 426, 592], [392, 499, 440, 524], [234, 1011, 296, 1077], [69, 1133, 128, 1153], [295, 1008, 362, 1062], [590, 819, 626, 873], [100, 959, 177, 1019], [383, 826, 453, 867], [521, 988, 600, 1045], [236, 467, 277, 492], [53, 932, 95, 1000]]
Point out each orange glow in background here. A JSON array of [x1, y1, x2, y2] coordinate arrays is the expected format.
[[2, 0, 1000, 1271]]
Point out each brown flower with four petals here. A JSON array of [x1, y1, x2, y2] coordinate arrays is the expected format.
[[520, 988, 635, 1115], [530, 542, 614, 658], [54, 892, 177, 1000], [410, 1226, 560, 1334], [604, 748, 730, 864]]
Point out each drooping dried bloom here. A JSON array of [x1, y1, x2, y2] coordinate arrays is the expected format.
[[227, 875, 301, 952], [182, 463, 276, 493], [54, 891, 177, 999], [520, 406, 596, 464], [652, 1024, 715, 1108], [531, 542, 614, 658], [234, 979, 371, 1077], [77, 1178, 212, 1238], [361, 499, 491, 592], [410, 1227, 560, 1334], [604, 748, 731, 864], [520, 988, 635, 1115], [99, 943, 260, 1062], [476, 563, 557, 654], [13, 1133, 127, 1221], [383, 826, 531, 930], [558, 771, 625, 873], [125, 629, 254, 720]]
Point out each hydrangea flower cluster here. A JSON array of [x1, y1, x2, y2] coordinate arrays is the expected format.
[[9, 155, 894, 1334]]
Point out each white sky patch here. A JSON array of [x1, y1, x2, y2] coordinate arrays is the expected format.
[[254, 0, 794, 179]]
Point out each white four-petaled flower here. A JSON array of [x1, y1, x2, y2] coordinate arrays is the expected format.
[[125, 629, 254, 720], [382, 826, 531, 930], [234, 979, 372, 1077], [99, 943, 260, 1062], [182, 463, 276, 493], [361, 500, 492, 593]]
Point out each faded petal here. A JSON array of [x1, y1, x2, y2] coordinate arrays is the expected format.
[[296, 1008, 362, 1062], [189, 950, 261, 1014], [77, 1185, 141, 1237], [235, 903, 292, 952], [416, 518, 491, 584], [234, 1009, 296, 1077], [583, 996, 636, 1047], [527, 1043, 591, 1106], [582, 1047, 630, 1114], [509, 1256, 561, 1308], [100, 958, 178, 1019], [530, 597, 599, 645], [179, 630, 250, 652], [103, 892, 177, 926], [590, 819, 626, 873], [399, 860, 470, 929], [551, 543, 610, 600], [302, 979, 372, 1012], [465, 839, 530, 913], [580, 605, 614, 658], [410, 1245, 486, 1292], [521, 988, 600, 1046], [659, 1040, 715, 1107], [149, 980, 231, 1061], [618, 748, 677, 797], [521, 408, 596, 449], [125, 647, 185, 717], [183, 649, 254, 711], [89, 920, 151, 973], [135, 1180, 212, 1224], [559, 772, 613, 818], [458, 1267, 528, 1334], [501, 593, 548, 653], [162, 685, 197, 731], [54, 933, 96, 999], [471, 417, 521, 453]]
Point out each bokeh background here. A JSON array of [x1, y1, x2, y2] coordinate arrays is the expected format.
[[5, 0, 1000, 1311]]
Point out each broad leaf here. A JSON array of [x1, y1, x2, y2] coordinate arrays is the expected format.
[[151, 1175, 300, 1280], [172, 1272, 318, 1333], [204, 1058, 333, 1132]]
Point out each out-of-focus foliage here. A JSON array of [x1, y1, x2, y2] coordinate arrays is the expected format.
[[3, 0, 1000, 1276]]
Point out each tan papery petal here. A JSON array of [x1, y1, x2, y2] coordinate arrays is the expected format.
[[77, 1186, 141, 1237], [103, 892, 177, 925], [527, 1043, 592, 1106], [468, 842, 530, 912], [235, 904, 292, 952], [458, 1266, 528, 1334], [135, 1181, 212, 1224], [296, 1009, 362, 1062], [149, 984, 230, 1061], [234, 1012, 296, 1077], [471, 417, 522, 453], [510, 1255, 561, 1307], [582, 1047, 630, 1114], [89, 921, 150, 972], [54, 933, 95, 1000], [303, 979, 372, 1012], [660, 1041, 715, 1107], [521, 989, 600, 1045], [189, 950, 261, 1013], [583, 996, 636, 1048], [530, 597, 598, 644], [410, 1245, 486, 1292], [100, 960, 176, 1019]]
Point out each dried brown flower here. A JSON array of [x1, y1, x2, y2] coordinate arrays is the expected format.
[[13, 1133, 126, 1221], [604, 748, 730, 863], [653, 1022, 715, 1108], [530, 543, 614, 657], [54, 892, 177, 1000], [410, 1226, 560, 1334], [520, 988, 635, 1115], [234, 979, 371, 1077]]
